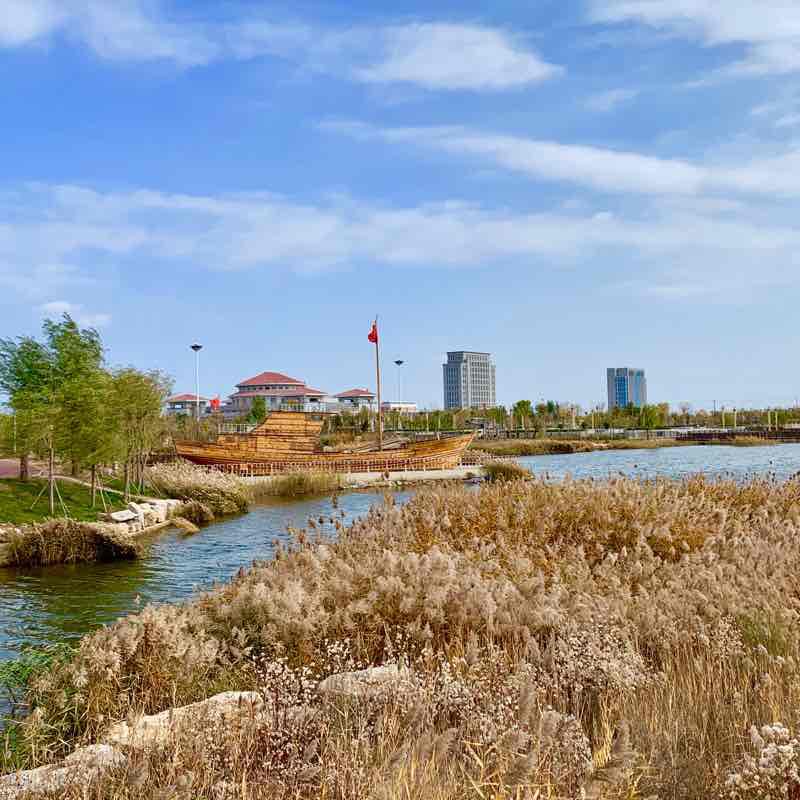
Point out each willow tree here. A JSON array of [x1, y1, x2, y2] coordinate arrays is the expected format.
[[110, 368, 171, 498], [0, 335, 54, 486]]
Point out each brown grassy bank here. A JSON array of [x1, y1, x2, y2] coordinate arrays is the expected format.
[[6, 476, 800, 798], [0, 520, 141, 567], [251, 471, 345, 498], [475, 435, 778, 457]]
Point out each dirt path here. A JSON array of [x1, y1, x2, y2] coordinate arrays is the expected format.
[[0, 459, 19, 479]]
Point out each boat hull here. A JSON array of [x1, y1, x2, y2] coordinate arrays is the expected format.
[[174, 411, 476, 474]]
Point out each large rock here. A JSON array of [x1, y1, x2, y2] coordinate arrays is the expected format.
[[110, 509, 138, 523], [0, 744, 125, 798], [104, 691, 264, 749], [317, 664, 413, 699]]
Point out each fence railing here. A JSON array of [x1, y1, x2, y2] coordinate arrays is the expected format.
[[195, 456, 470, 477]]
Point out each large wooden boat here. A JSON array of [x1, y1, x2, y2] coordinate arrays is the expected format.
[[175, 411, 476, 475]]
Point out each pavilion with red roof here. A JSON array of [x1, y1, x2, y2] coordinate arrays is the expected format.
[[335, 388, 376, 409], [229, 371, 330, 414]]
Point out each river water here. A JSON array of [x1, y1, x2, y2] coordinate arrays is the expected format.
[[1, 443, 799, 663]]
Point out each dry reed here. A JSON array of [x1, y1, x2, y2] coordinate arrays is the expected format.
[[4, 520, 141, 566], [145, 462, 250, 515], [9, 476, 800, 798]]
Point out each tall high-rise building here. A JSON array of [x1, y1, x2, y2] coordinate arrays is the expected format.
[[607, 367, 647, 409], [443, 351, 496, 409]]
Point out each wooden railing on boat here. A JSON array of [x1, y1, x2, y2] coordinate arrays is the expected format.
[[195, 455, 475, 477]]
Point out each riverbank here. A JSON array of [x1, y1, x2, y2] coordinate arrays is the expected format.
[[4, 475, 800, 798], [474, 434, 774, 457]]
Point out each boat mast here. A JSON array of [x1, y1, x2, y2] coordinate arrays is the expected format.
[[374, 316, 383, 451]]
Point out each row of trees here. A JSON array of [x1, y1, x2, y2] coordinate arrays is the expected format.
[[325, 400, 800, 437], [0, 315, 171, 512]]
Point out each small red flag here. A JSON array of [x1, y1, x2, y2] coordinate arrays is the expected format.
[[210, 396, 220, 411], [368, 321, 378, 344]]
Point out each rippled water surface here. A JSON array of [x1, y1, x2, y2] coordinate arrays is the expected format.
[[1, 443, 799, 662], [0, 490, 411, 661], [517, 442, 800, 481]]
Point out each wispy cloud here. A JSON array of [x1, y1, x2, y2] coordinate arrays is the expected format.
[[323, 120, 800, 199], [584, 88, 639, 112], [589, 0, 800, 78], [354, 24, 561, 90], [39, 300, 111, 328], [2, 182, 800, 306], [0, 2, 561, 91]]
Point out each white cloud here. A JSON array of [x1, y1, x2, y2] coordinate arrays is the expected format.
[[322, 121, 705, 195], [0, 0, 65, 46], [2, 182, 800, 306], [589, 0, 800, 77], [0, 3, 561, 91], [39, 300, 111, 328], [324, 120, 800, 199], [585, 88, 639, 112], [355, 23, 561, 90]]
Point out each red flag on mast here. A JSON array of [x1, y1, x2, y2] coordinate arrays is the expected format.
[[368, 320, 378, 343]]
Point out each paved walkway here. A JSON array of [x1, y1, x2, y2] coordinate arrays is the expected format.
[[0, 459, 19, 479]]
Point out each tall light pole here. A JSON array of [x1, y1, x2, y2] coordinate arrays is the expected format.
[[393, 360, 404, 431], [191, 343, 203, 428], [394, 360, 405, 402]]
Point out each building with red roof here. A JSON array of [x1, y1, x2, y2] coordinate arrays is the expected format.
[[166, 394, 210, 416], [335, 388, 376, 409], [229, 372, 330, 414]]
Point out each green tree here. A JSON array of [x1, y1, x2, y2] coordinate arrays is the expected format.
[[639, 404, 661, 437], [512, 400, 533, 429], [248, 396, 267, 425], [0, 333, 57, 490], [44, 315, 105, 479], [110, 368, 172, 499]]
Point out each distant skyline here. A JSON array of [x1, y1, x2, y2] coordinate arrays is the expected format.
[[2, 1, 800, 410]]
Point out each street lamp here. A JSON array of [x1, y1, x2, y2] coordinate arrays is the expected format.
[[191, 343, 203, 426], [393, 360, 405, 402], [394, 360, 404, 431]]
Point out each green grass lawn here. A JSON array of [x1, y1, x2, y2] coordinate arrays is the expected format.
[[0, 478, 126, 525]]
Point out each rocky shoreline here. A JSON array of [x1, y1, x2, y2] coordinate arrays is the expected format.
[[0, 664, 411, 798]]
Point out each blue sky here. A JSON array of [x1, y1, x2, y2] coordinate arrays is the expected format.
[[2, 0, 800, 411]]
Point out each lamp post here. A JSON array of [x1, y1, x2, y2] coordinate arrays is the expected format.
[[191, 343, 203, 429], [394, 360, 405, 402]]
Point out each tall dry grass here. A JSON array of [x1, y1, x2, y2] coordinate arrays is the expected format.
[[4, 520, 141, 566], [252, 471, 345, 498], [144, 462, 250, 515], [9, 476, 800, 798]]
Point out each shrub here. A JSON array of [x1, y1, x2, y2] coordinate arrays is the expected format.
[[483, 460, 532, 482], [255, 471, 344, 498], [4, 520, 140, 566], [145, 462, 249, 515]]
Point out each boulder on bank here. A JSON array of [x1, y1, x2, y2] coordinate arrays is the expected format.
[[104, 691, 264, 749], [317, 664, 413, 699], [0, 744, 125, 799]]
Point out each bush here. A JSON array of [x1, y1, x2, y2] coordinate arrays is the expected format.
[[4, 520, 141, 566], [483, 460, 532, 482], [255, 471, 344, 498], [145, 462, 249, 515]]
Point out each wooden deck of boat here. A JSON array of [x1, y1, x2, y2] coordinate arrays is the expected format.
[[175, 410, 475, 473]]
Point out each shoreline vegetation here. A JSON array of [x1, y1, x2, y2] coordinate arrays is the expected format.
[[3, 476, 800, 797], [0, 521, 141, 568], [473, 434, 775, 458]]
